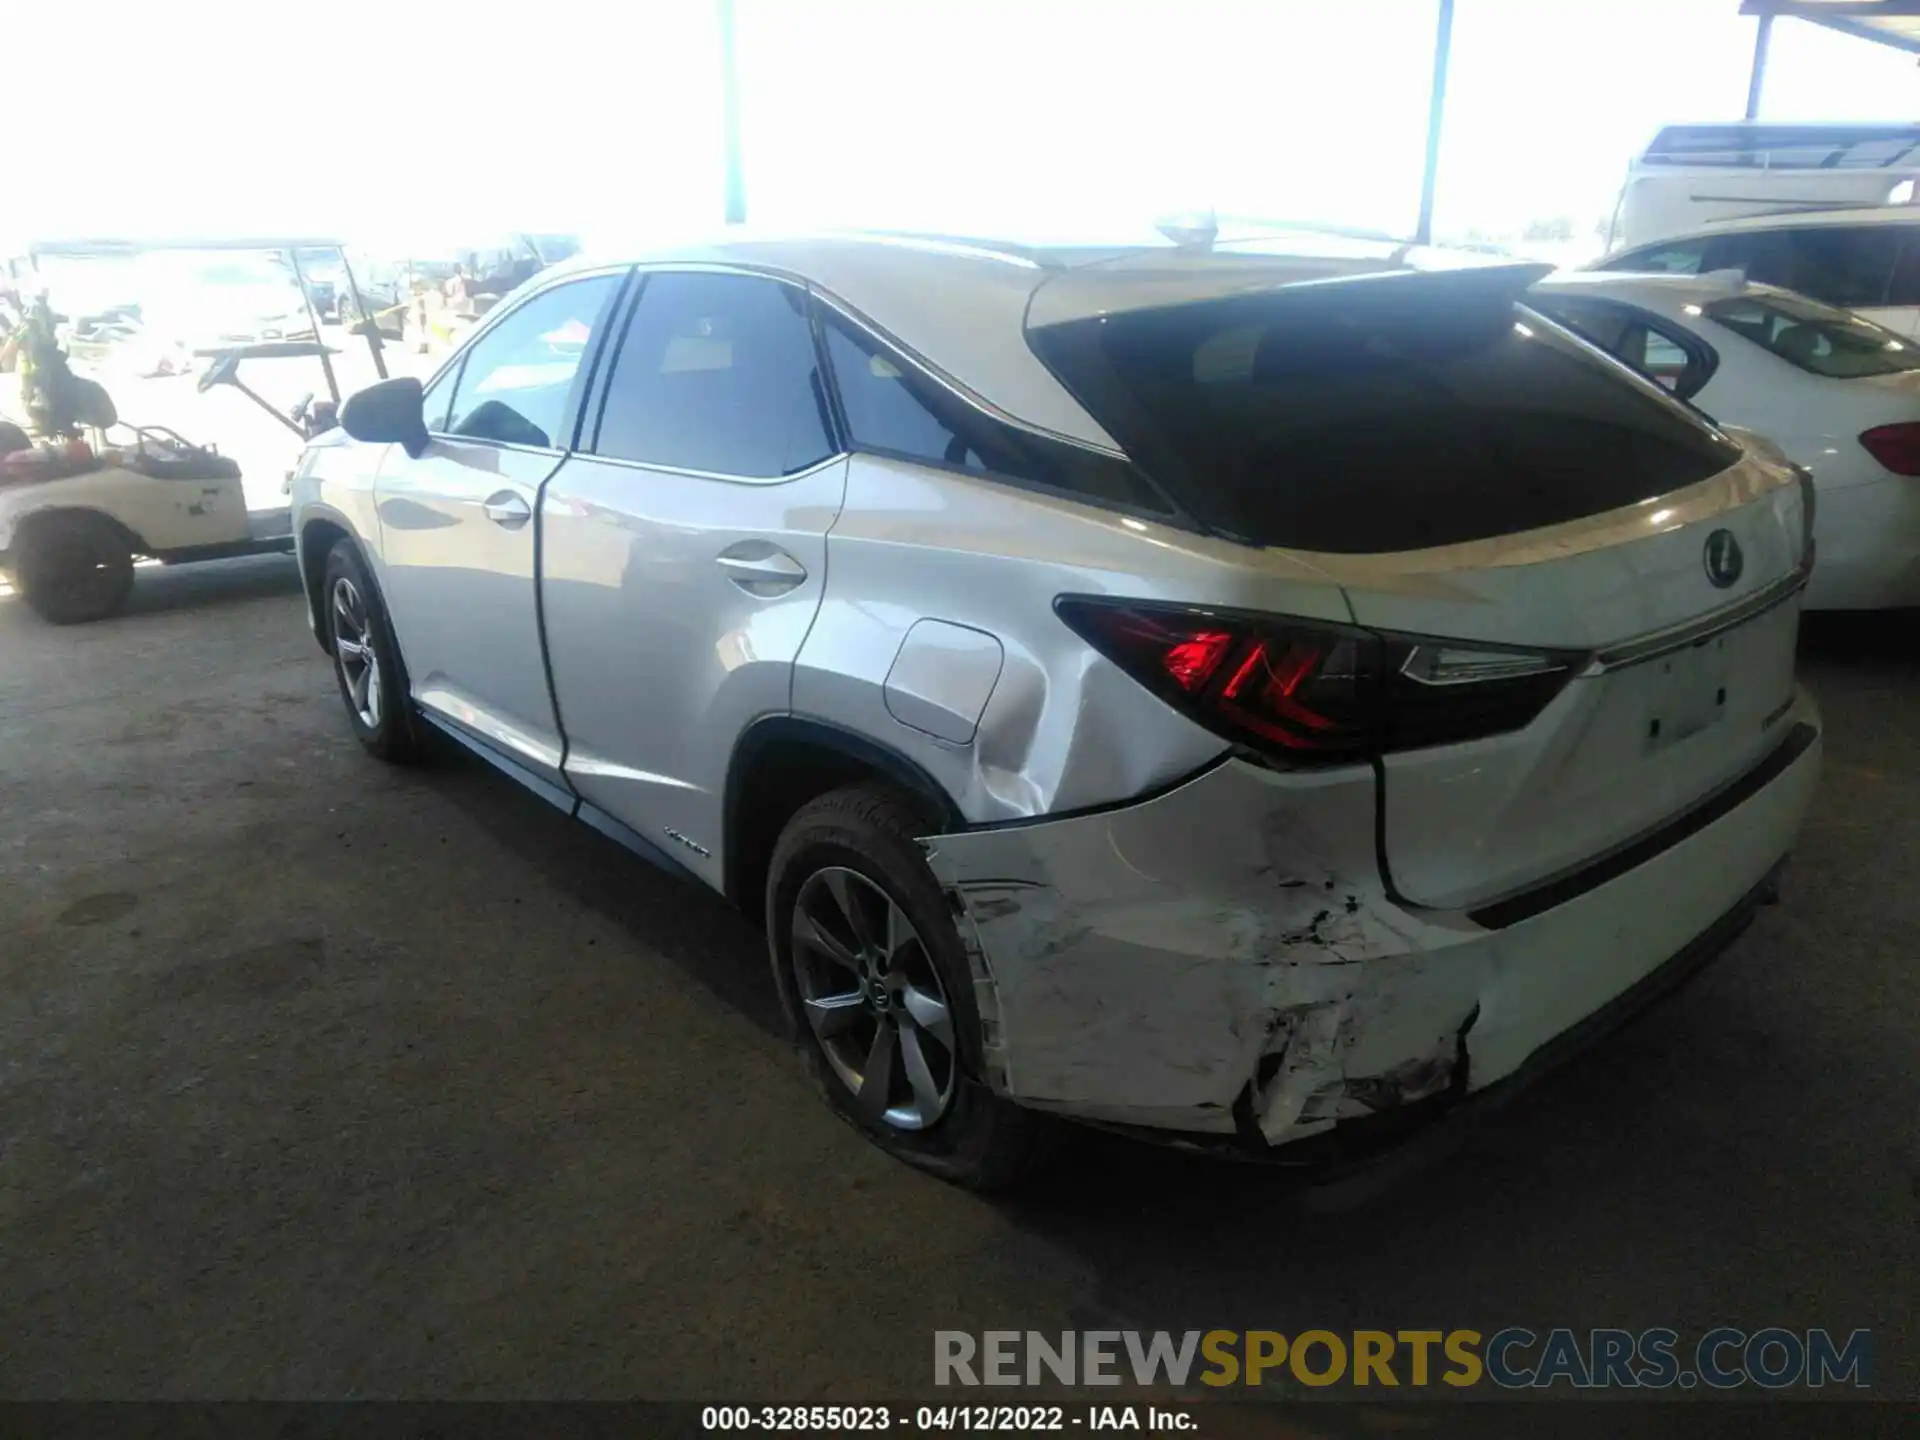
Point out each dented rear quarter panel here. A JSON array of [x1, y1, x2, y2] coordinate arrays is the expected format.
[[922, 758, 1485, 1142]]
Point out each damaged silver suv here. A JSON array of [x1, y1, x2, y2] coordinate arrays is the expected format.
[[293, 231, 1821, 1187]]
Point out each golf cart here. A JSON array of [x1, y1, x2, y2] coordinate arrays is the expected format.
[[1, 236, 389, 624]]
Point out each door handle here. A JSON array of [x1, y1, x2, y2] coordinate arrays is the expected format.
[[716, 540, 808, 596], [481, 490, 532, 529]]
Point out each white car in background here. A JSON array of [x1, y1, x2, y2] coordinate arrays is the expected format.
[[1595, 206, 1920, 340], [1606, 122, 1920, 254], [1533, 270, 1920, 611]]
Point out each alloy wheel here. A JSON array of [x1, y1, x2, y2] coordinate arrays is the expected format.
[[330, 576, 382, 729], [791, 866, 957, 1131]]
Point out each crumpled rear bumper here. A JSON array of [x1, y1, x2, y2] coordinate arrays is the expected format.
[[921, 694, 1822, 1154]]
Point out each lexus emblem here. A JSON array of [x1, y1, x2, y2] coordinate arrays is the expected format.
[[1703, 529, 1744, 589]]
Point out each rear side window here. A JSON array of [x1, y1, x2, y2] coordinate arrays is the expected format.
[[1028, 273, 1743, 553], [1530, 295, 1715, 399], [1707, 226, 1903, 308], [822, 316, 988, 470], [1705, 293, 1920, 378], [819, 308, 1172, 515], [592, 272, 834, 479]]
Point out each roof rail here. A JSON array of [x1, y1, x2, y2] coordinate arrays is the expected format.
[[829, 229, 1071, 268]]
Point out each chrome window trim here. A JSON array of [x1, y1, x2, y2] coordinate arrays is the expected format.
[[1582, 559, 1812, 675], [428, 434, 568, 461], [619, 258, 1129, 461], [565, 448, 848, 488]]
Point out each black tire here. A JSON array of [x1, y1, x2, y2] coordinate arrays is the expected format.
[[321, 540, 420, 762], [766, 784, 1050, 1190], [13, 513, 134, 624]]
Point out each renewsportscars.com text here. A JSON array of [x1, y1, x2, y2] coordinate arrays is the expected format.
[[934, 1328, 1872, 1391]]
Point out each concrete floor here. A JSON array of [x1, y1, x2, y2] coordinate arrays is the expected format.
[[0, 556, 1914, 1402]]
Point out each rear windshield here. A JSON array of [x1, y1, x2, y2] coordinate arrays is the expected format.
[[1705, 293, 1920, 379], [1027, 274, 1743, 552]]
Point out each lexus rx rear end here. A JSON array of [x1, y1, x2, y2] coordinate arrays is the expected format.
[[295, 232, 1821, 1188]]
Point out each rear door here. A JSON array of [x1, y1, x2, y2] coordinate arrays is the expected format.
[[1026, 268, 1811, 911], [539, 269, 847, 889]]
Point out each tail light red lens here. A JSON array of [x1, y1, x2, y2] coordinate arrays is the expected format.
[[1056, 597, 1584, 766], [1859, 422, 1920, 476]]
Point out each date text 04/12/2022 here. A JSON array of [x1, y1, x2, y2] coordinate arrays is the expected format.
[[700, 1405, 1192, 1431]]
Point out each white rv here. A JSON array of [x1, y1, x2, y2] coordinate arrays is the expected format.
[[1609, 121, 1920, 252]]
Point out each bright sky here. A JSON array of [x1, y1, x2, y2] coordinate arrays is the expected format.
[[9, 0, 1917, 255]]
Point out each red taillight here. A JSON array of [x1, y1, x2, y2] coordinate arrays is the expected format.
[[1162, 630, 1234, 691], [1859, 422, 1920, 476], [1056, 597, 1583, 766]]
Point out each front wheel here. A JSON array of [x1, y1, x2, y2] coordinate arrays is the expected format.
[[12, 513, 134, 624], [322, 541, 418, 762], [766, 785, 1049, 1190]]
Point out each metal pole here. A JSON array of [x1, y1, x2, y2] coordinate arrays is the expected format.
[[285, 247, 340, 405], [336, 246, 388, 380], [719, 0, 746, 224], [1746, 13, 1773, 119], [1414, 0, 1455, 246]]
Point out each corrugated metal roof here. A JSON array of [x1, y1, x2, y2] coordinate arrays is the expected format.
[[1741, 1, 1920, 56]]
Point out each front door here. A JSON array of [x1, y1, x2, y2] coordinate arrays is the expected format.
[[374, 270, 626, 787], [539, 270, 847, 888]]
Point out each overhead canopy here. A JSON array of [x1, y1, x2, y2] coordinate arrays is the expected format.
[[1741, 0, 1920, 55], [21, 236, 346, 260]]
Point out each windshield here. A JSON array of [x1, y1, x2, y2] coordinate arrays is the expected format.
[[1029, 277, 1741, 552], [1704, 293, 1920, 379]]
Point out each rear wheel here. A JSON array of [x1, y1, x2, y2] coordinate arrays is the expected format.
[[13, 513, 134, 624], [323, 541, 418, 762], [766, 785, 1049, 1190]]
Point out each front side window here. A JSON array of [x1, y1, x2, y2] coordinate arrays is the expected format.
[[444, 274, 622, 449], [420, 364, 455, 432], [1706, 293, 1920, 378], [592, 272, 834, 478]]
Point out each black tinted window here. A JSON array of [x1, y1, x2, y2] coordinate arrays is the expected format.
[[1029, 274, 1742, 553], [1711, 226, 1903, 308], [1886, 236, 1920, 306], [1531, 296, 1712, 399], [445, 276, 620, 448], [1706, 292, 1920, 378], [821, 310, 1171, 514], [593, 273, 833, 478], [823, 316, 990, 470]]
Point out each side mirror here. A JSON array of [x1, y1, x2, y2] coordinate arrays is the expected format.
[[339, 375, 429, 457]]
